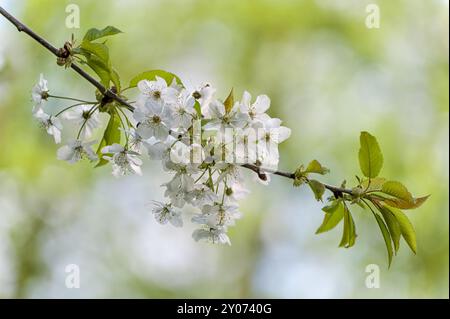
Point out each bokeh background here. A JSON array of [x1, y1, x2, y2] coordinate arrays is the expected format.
[[0, 0, 448, 298]]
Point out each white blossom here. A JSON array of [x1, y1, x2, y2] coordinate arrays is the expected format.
[[192, 203, 241, 228], [203, 100, 248, 131], [145, 136, 174, 163], [224, 182, 250, 203], [133, 100, 172, 140], [256, 118, 291, 168], [186, 184, 219, 206], [190, 83, 216, 117], [57, 139, 97, 163], [170, 89, 196, 130], [151, 201, 183, 227], [31, 73, 49, 112], [192, 227, 231, 245], [101, 143, 143, 177], [64, 105, 100, 138], [33, 109, 63, 144], [137, 77, 178, 105], [121, 127, 144, 152], [239, 91, 271, 127], [260, 118, 291, 144]]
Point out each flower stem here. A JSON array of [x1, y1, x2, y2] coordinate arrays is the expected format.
[[76, 104, 98, 139], [54, 102, 88, 117], [48, 94, 96, 104]]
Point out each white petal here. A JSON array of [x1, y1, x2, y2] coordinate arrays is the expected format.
[[136, 125, 153, 139], [153, 125, 169, 140], [277, 126, 291, 143], [254, 95, 270, 113], [51, 117, 63, 130], [57, 145, 75, 162], [162, 87, 178, 104], [265, 118, 282, 129], [130, 163, 143, 175], [240, 91, 251, 112], [169, 215, 183, 227], [102, 143, 124, 154], [137, 80, 152, 94], [146, 99, 163, 115], [155, 76, 168, 88], [47, 125, 61, 144]]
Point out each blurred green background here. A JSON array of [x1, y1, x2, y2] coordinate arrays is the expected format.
[[0, 0, 448, 298]]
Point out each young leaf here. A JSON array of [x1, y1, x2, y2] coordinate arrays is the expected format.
[[381, 181, 414, 202], [308, 179, 325, 201], [361, 177, 386, 192], [86, 55, 112, 88], [305, 160, 330, 175], [316, 200, 345, 234], [80, 40, 110, 65], [110, 69, 121, 92], [223, 88, 234, 114], [383, 205, 417, 254], [128, 70, 183, 88], [293, 164, 306, 187], [83, 26, 122, 42], [372, 211, 394, 266], [383, 195, 430, 210], [358, 131, 384, 178], [339, 206, 356, 248], [95, 112, 122, 167], [193, 100, 202, 118], [379, 205, 401, 253]]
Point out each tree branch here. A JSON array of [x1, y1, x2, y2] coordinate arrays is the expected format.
[[0, 6, 134, 112], [241, 163, 354, 196], [1, 5, 355, 198]]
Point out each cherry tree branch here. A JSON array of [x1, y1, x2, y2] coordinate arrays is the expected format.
[[0, 6, 134, 112], [241, 163, 353, 196], [1, 6, 355, 198]]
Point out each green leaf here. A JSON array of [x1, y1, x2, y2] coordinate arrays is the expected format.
[[379, 181, 429, 210], [379, 205, 401, 253], [383, 195, 430, 210], [339, 206, 356, 248], [110, 69, 121, 92], [80, 40, 110, 65], [86, 55, 112, 88], [193, 100, 202, 118], [95, 113, 122, 167], [372, 211, 394, 267], [305, 160, 330, 175], [316, 200, 345, 234], [308, 179, 325, 201], [293, 164, 305, 187], [128, 70, 183, 88], [361, 177, 386, 192], [384, 205, 417, 254], [381, 181, 413, 202], [358, 131, 384, 178], [83, 26, 122, 42], [224, 88, 234, 114]]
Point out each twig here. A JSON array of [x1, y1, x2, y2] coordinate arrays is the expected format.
[[0, 6, 134, 112], [241, 163, 353, 196]]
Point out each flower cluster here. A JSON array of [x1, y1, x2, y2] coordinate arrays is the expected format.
[[31, 74, 291, 245], [31, 74, 100, 161]]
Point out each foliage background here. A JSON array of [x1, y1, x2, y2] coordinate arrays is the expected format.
[[0, 0, 448, 298]]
